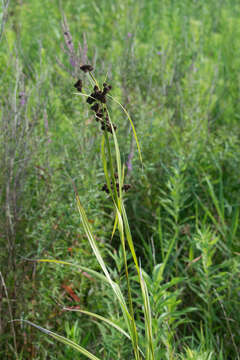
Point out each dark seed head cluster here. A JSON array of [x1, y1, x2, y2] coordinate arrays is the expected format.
[[80, 64, 94, 73], [101, 162, 131, 196], [74, 79, 83, 92], [74, 64, 131, 196], [87, 83, 116, 134], [74, 64, 117, 134], [101, 182, 131, 195]]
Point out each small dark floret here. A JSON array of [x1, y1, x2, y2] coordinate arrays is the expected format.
[[95, 114, 103, 122], [91, 103, 99, 112], [74, 79, 83, 92], [107, 124, 114, 134], [102, 83, 112, 95], [95, 91, 106, 104], [87, 87, 107, 104], [122, 184, 131, 192], [80, 64, 94, 73], [101, 184, 109, 193], [99, 120, 117, 134], [102, 182, 131, 195], [96, 109, 103, 117], [86, 93, 96, 104]]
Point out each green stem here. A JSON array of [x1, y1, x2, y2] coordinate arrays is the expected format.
[[104, 131, 140, 359], [88, 72, 100, 89], [104, 131, 119, 204]]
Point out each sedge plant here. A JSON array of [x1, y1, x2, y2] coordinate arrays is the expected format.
[[16, 63, 159, 360]]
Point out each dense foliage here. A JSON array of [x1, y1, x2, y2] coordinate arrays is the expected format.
[[0, 0, 240, 359]]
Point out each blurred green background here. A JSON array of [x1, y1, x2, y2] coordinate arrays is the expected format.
[[0, 0, 240, 358]]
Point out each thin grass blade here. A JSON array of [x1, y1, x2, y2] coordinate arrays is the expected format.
[[107, 94, 142, 163], [75, 193, 132, 326], [63, 308, 131, 340], [36, 259, 108, 283], [14, 320, 101, 360]]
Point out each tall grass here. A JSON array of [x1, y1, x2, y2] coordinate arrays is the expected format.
[[18, 64, 159, 359]]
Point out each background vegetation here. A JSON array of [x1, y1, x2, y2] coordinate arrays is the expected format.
[[0, 0, 240, 358]]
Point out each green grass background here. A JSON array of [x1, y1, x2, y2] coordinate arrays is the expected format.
[[0, 0, 240, 359]]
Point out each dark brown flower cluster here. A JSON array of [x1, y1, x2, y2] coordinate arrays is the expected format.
[[87, 83, 116, 134], [101, 173, 131, 195], [87, 83, 112, 104], [80, 64, 94, 73], [101, 182, 131, 195], [74, 65, 116, 134], [74, 79, 83, 92], [74, 66, 131, 196], [74, 64, 93, 92]]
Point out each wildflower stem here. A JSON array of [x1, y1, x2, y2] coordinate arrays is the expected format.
[[88, 72, 100, 89]]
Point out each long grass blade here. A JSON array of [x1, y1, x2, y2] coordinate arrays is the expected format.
[[111, 212, 118, 240], [119, 203, 155, 359], [36, 259, 108, 283], [205, 177, 225, 228], [75, 192, 133, 328], [139, 266, 155, 360], [114, 204, 141, 360], [63, 308, 131, 340], [14, 320, 101, 360], [65, 309, 144, 358]]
